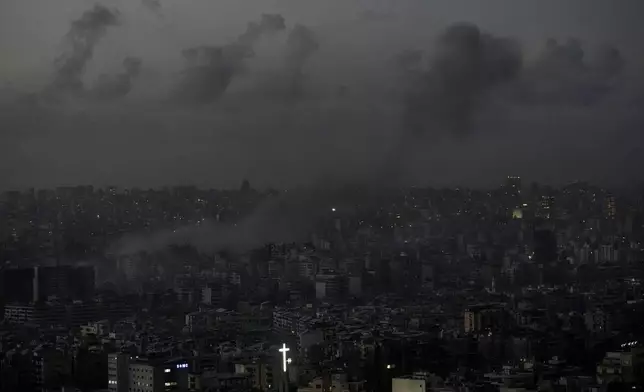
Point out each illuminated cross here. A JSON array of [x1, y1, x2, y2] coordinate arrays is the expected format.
[[279, 343, 290, 372]]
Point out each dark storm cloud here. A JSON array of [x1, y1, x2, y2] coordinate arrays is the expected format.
[[91, 56, 142, 100], [404, 23, 522, 135], [171, 14, 285, 104], [50, 5, 120, 95]]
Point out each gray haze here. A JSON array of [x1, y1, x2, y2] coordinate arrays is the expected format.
[[111, 184, 361, 255], [2, 0, 644, 190]]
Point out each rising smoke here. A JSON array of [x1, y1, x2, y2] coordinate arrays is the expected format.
[[284, 24, 320, 98], [518, 39, 626, 105], [401, 24, 632, 137], [171, 14, 286, 104], [141, 0, 162, 17], [394, 49, 423, 74], [403, 23, 522, 135], [91, 56, 142, 100], [112, 184, 367, 256], [50, 5, 121, 95], [3, 3, 644, 256]]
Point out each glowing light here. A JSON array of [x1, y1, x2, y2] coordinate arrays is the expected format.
[[279, 343, 290, 372], [331, 208, 336, 212]]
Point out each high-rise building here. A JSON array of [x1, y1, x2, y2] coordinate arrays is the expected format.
[[504, 176, 522, 209], [33, 346, 71, 392], [34, 265, 95, 302], [314, 274, 346, 300], [108, 353, 129, 392], [505, 176, 522, 194], [1, 267, 35, 303], [108, 354, 165, 392], [128, 362, 164, 392], [464, 304, 508, 334], [533, 229, 557, 263], [240, 179, 251, 193], [605, 194, 617, 220], [537, 195, 555, 219]]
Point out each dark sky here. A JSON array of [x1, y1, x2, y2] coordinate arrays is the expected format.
[[1, 0, 644, 191]]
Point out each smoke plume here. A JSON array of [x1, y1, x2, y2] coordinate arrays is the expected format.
[[284, 24, 320, 98], [3, 2, 644, 219], [91, 56, 142, 100], [402, 23, 630, 137], [172, 14, 286, 104], [112, 184, 367, 256], [238, 14, 286, 47], [404, 23, 522, 135], [395, 49, 423, 73], [519, 39, 625, 105], [142, 0, 162, 16], [51, 5, 121, 95]]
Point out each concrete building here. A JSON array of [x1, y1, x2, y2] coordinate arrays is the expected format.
[[33, 346, 72, 392], [464, 304, 508, 334], [234, 361, 276, 391], [315, 274, 346, 300], [108, 353, 129, 392], [107, 354, 165, 392], [348, 276, 362, 297], [298, 261, 316, 280], [392, 377, 426, 392], [128, 362, 164, 392]]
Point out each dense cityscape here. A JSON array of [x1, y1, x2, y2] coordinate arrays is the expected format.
[[1, 178, 644, 391]]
